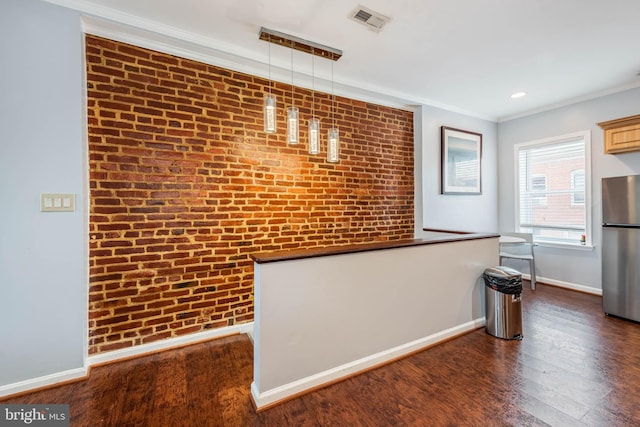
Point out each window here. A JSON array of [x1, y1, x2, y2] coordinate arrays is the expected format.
[[515, 131, 591, 246], [530, 174, 547, 206], [571, 169, 585, 205]]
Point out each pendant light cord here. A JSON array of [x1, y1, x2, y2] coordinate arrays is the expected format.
[[290, 42, 294, 106], [331, 61, 335, 128], [268, 36, 272, 95], [311, 49, 315, 117]]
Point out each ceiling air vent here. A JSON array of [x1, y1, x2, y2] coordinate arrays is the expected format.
[[349, 6, 390, 31]]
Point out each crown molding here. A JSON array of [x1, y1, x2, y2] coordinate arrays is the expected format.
[[498, 81, 640, 123]]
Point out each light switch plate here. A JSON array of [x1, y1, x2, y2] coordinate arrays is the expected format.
[[41, 193, 75, 212]]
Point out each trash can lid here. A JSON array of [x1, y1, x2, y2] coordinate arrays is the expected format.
[[483, 266, 522, 278]]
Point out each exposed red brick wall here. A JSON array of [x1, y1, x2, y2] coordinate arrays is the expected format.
[[86, 35, 414, 354]]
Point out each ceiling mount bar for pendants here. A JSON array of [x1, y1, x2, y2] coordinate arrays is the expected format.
[[258, 27, 342, 61]]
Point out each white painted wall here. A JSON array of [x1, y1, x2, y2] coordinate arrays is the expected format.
[[417, 105, 499, 235], [252, 237, 498, 408], [0, 0, 87, 389], [498, 87, 640, 290]]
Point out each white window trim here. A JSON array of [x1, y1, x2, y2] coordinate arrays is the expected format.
[[513, 130, 592, 248]]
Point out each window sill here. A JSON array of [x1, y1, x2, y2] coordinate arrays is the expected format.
[[535, 242, 594, 251]]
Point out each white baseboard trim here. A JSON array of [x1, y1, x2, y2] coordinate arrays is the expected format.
[[88, 322, 254, 366], [0, 367, 88, 399], [251, 318, 484, 409], [525, 274, 602, 296]]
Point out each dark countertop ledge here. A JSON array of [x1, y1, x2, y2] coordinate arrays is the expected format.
[[250, 230, 499, 264]]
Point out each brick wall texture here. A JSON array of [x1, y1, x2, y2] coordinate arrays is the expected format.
[[86, 35, 415, 355]]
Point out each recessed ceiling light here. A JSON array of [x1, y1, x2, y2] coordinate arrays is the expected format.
[[511, 91, 527, 99]]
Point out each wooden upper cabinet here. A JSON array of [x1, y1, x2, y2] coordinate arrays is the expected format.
[[598, 115, 640, 154]]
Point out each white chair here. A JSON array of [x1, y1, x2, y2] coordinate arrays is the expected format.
[[499, 232, 537, 290]]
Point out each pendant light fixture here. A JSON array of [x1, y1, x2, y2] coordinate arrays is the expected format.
[[327, 61, 339, 163], [263, 36, 277, 134], [286, 43, 299, 145], [258, 27, 342, 156], [308, 49, 320, 155]]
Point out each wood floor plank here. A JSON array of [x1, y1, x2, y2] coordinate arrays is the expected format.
[[116, 354, 161, 426], [511, 392, 587, 427], [256, 397, 321, 427], [75, 361, 133, 426], [3, 283, 640, 426], [301, 377, 380, 427], [184, 343, 227, 426]]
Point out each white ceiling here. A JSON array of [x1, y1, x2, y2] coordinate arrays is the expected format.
[[48, 0, 640, 121]]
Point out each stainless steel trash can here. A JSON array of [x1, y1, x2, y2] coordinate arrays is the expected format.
[[483, 266, 523, 340]]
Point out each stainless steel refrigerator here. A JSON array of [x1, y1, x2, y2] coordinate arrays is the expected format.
[[602, 175, 640, 322]]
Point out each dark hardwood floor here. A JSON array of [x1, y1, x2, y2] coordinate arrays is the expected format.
[[4, 283, 640, 426]]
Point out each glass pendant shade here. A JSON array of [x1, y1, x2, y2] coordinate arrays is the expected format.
[[264, 94, 277, 134], [327, 128, 339, 163], [287, 106, 299, 145], [308, 118, 320, 154]]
